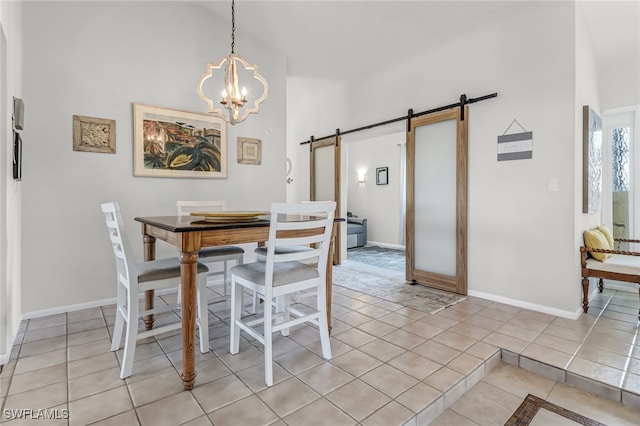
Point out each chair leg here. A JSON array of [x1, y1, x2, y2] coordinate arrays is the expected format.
[[279, 295, 291, 337], [197, 275, 209, 353], [223, 260, 229, 297], [581, 277, 590, 314], [120, 294, 139, 379], [316, 287, 332, 360], [110, 309, 125, 351], [252, 291, 259, 314], [264, 296, 274, 387], [110, 285, 125, 351], [230, 277, 242, 355]]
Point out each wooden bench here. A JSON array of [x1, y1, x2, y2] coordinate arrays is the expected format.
[[580, 238, 640, 319]]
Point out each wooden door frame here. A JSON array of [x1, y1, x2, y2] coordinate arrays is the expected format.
[[406, 107, 467, 294], [310, 136, 341, 265]]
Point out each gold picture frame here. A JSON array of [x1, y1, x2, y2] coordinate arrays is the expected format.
[[133, 103, 227, 178], [237, 137, 262, 165], [73, 115, 116, 154]]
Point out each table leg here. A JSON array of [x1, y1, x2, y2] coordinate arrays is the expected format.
[[180, 250, 198, 390], [326, 228, 336, 335], [143, 234, 156, 331]]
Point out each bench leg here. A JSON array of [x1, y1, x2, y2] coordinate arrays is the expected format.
[[581, 277, 590, 314], [598, 278, 604, 293], [638, 287, 640, 320]]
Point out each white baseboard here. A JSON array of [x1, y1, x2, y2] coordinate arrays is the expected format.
[[21, 288, 182, 320], [467, 290, 583, 320], [366, 241, 405, 251], [21, 297, 118, 320]]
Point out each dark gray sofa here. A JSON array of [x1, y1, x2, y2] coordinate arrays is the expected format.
[[347, 218, 367, 248]]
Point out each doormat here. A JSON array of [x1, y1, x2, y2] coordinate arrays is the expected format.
[[504, 394, 606, 426], [333, 260, 465, 314]]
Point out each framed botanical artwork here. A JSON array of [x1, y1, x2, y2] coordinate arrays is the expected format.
[[582, 105, 602, 213], [237, 137, 262, 165], [133, 103, 227, 178], [73, 115, 116, 154], [376, 167, 388, 185]]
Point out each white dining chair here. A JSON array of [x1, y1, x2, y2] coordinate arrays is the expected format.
[[102, 202, 210, 379], [251, 201, 323, 312], [229, 201, 336, 386], [176, 201, 245, 297]]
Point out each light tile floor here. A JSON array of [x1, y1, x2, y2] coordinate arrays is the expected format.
[[1, 269, 639, 425]]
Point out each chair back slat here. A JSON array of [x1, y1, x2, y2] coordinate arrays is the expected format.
[[276, 234, 326, 247], [274, 247, 323, 263], [276, 218, 328, 231]]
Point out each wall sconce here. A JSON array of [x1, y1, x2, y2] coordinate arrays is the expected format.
[[357, 170, 366, 183]]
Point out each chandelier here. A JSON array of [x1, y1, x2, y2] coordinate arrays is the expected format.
[[197, 0, 268, 125]]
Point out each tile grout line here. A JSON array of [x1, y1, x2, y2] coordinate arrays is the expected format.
[[618, 291, 640, 391], [3, 289, 637, 425], [399, 348, 502, 426], [568, 290, 630, 392], [564, 288, 613, 372], [511, 290, 640, 410]]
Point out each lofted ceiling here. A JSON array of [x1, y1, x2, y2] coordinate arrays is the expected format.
[[195, 0, 640, 80]]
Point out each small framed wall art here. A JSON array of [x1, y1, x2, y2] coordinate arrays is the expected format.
[[73, 115, 116, 154], [376, 167, 388, 185], [237, 137, 262, 165]]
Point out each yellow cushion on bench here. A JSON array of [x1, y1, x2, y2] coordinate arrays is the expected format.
[[597, 225, 614, 249], [584, 229, 612, 261]]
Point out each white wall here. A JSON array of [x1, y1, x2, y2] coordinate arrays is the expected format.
[[290, 1, 583, 316], [286, 76, 349, 259], [344, 130, 404, 246], [286, 76, 348, 203], [352, 1, 580, 315], [21, 1, 287, 314], [0, 0, 23, 364], [575, 3, 604, 301], [600, 59, 640, 110]]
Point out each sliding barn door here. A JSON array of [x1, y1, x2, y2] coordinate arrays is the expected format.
[[310, 136, 341, 264], [406, 108, 467, 294]]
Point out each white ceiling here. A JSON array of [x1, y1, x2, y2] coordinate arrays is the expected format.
[[196, 0, 640, 79]]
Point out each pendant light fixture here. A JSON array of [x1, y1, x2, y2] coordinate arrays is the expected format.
[[197, 0, 268, 125]]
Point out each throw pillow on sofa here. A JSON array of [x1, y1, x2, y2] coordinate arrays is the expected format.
[[584, 229, 612, 261], [596, 225, 614, 250]]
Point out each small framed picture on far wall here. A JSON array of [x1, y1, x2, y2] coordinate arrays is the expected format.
[[376, 167, 388, 185]]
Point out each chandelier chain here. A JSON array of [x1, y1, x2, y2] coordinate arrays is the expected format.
[[231, 0, 235, 54]]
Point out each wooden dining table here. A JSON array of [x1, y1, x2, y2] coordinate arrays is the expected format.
[[134, 214, 340, 390]]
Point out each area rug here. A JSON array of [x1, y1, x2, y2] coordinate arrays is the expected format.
[[332, 260, 466, 314], [505, 394, 605, 426], [347, 245, 405, 273]]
